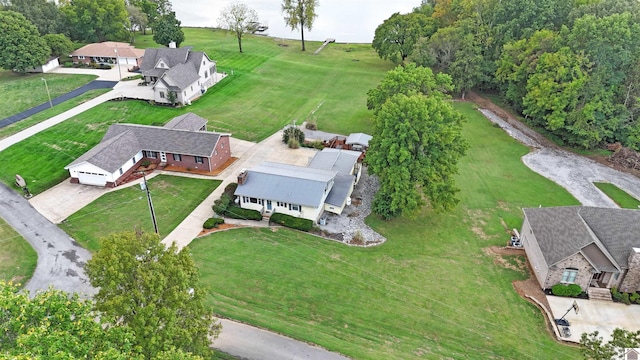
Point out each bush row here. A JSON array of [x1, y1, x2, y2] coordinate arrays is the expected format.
[[551, 283, 583, 297], [225, 206, 262, 220], [270, 213, 313, 231], [611, 287, 640, 305], [203, 217, 225, 229]]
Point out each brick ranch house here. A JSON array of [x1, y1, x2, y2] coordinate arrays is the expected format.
[[521, 206, 640, 293], [70, 42, 144, 66], [234, 149, 362, 223], [65, 113, 231, 187]]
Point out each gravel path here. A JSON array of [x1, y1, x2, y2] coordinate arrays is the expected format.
[[479, 109, 640, 207]]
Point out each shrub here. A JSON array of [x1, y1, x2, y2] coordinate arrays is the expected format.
[[567, 284, 582, 297], [305, 119, 317, 130], [630, 292, 640, 304], [551, 284, 569, 297], [611, 286, 623, 301], [141, 160, 152, 167], [225, 206, 262, 220], [623, 292, 631, 305], [212, 193, 232, 215], [223, 183, 238, 197], [203, 217, 224, 229], [282, 126, 305, 144], [270, 213, 313, 231], [287, 138, 300, 149]]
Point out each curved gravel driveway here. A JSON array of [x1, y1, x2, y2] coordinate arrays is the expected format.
[[479, 109, 640, 207]]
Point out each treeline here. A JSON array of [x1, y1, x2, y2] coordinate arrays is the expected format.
[[0, 0, 183, 72], [372, 0, 640, 150]]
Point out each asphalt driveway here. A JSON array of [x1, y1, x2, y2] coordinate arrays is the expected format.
[[0, 182, 95, 297]]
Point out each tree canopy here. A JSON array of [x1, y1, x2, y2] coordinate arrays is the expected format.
[[3, 0, 66, 35], [152, 12, 185, 47], [281, 0, 318, 51], [372, 11, 436, 64], [59, 0, 129, 42], [581, 328, 640, 360], [0, 10, 50, 73], [86, 231, 220, 358], [218, 2, 259, 53], [366, 65, 467, 218]]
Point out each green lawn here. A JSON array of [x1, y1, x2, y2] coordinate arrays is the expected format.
[[594, 182, 640, 209], [0, 217, 37, 284], [0, 71, 97, 119], [60, 175, 220, 252], [0, 88, 111, 140], [189, 102, 581, 359]]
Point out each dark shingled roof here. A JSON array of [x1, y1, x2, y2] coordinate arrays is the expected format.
[[523, 206, 640, 271], [140, 47, 213, 91], [164, 113, 208, 131], [66, 113, 227, 173]]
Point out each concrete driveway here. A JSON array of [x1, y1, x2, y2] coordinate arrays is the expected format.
[[547, 296, 640, 343]]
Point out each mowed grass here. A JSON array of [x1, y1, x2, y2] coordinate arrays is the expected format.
[[594, 182, 640, 209], [0, 100, 184, 195], [0, 71, 97, 119], [60, 175, 220, 252], [0, 88, 111, 140], [137, 28, 391, 140], [0, 217, 37, 284], [190, 102, 581, 359]]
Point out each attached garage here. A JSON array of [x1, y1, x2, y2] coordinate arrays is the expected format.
[[77, 171, 108, 186]]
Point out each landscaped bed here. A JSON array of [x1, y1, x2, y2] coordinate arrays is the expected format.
[[190, 103, 582, 359], [60, 175, 220, 251]]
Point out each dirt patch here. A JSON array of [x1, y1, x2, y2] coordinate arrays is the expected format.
[[198, 223, 242, 236], [483, 246, 526, 272]]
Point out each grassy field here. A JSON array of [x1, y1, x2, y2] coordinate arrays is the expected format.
[[190, 102, 582, 359], [594, 182, 640, 209], [60, 175, 220, 252], [0, 72, 97, 119], [0, 88, 111, 140], [0, 217, 37, 284]]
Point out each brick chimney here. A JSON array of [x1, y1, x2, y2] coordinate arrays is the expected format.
[[237, 169, 248, 185], [620, 248, 640, 292]]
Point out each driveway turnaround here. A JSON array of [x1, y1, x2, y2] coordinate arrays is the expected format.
[[0, 182, 95, 297], [546, 296, 640, 343], [0, 80, 117, 129]]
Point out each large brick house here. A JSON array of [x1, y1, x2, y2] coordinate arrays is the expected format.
[[65, 113, 231, 187], [521, 206, 640, 293]]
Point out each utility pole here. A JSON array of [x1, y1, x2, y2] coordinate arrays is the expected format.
[[140, 173, 159, 234], [41, 78, 52, 108], [114, 46, 122, 81]]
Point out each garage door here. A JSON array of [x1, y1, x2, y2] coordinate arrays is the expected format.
[[78, 171, 107, 186]]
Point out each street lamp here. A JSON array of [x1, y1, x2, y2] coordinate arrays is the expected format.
[[138, 171, 159, 234], [41, 78, 52, 108], [114, 47, 122, 81]]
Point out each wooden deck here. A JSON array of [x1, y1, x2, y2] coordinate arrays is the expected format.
[[314, 38, 336, 55]]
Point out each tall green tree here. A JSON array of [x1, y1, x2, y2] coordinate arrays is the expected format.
[[127, 4, 148, 43], [43, 33, 74, 58], [59, 0, 130, 42], [0, 10, 50, 73], [281, 0, 318, 51], [218, 2, 259, 53], [366, 93, 467, 219], [581, 328, 640, 360], [372, 11, 436, 64], [152, 11, 185, 47], [366, 63, 453, 115], [0, 282, 138, 359], [86, 231, 220, 359], [4, 0, 65, 35]]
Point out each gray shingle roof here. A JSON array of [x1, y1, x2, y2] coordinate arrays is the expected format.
[[66, 114, 226, 173], [524, 206, 640, 270], [326, 174, 355, 207], [140, 47, 213, 92], [308, 148, 359, 175], [234, 162, 337, 207], [346, 132, 372, 146], [164, 113, 207, 131]]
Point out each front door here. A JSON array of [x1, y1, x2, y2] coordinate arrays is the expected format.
[[266, 200, 272, 211]]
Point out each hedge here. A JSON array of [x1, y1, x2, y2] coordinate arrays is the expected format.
[[270, 213, 313, 231], [203, 217, 224, 229], [225, 206, 262, 220], [551, 283, 583, 297]]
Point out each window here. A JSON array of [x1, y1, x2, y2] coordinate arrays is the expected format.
[[194, 156, 204, 164], [183, 91, 186, 96], [173, 154, 182, 161], [78, 55, 85, 60], [159, 91, 165, 99], [277, 201, 287, 207], [132, 157, 136, 164], [146, 151, 157, 159], [205, 71, 208, 78], [203, 60, 205, 65], [119, 168, 123, 175], [289, 204, 300, 211], [561, 268, 578, 283], [191, 86, 193, 91]]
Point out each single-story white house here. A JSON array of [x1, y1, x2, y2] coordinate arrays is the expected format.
[[234, 149, 361, 223]]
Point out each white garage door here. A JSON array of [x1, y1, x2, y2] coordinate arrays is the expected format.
[[78, 171, 107, 186]]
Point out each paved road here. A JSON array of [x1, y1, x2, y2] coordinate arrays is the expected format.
[[0, 182, 95, 297], [0, 80, 118, 129]]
